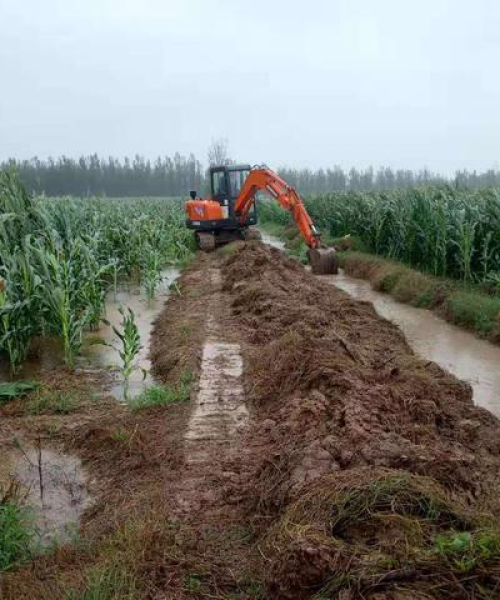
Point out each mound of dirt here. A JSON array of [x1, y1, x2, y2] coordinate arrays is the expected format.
[[222, 242, 500, 597], [264, 468, 500, 600]]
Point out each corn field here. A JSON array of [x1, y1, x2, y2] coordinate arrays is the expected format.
[[261, 187, 500, 285], [0, 172, 194, 373]]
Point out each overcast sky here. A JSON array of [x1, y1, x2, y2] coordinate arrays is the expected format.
[[1, 0, 499, 174]]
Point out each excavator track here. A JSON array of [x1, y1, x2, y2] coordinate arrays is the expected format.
[[196, 232, 217, 252]]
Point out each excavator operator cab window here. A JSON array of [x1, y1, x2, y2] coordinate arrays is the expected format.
[[211, 170, 227, 200], [228, 169, 250, 199]]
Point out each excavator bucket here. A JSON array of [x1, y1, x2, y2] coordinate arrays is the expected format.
[[308, 248, 339, 275]]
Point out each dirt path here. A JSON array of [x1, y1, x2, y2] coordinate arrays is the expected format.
[[177, 267, 248, 511]]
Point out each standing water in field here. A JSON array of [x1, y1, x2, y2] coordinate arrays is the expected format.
[[79, 267, 180, 401], [0, 441, 90, 546], [262, 232, 500, 417], [0, 268, 180, 401]]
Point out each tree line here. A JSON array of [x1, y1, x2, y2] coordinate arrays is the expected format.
[[2, 154, 500, 196], [1, 154, 205, 197]]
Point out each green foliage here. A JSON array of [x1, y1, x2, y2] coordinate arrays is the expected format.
[[113, 308, 142, 401], [445, 291, 500, 336], [259, 187, 500, 284], [64, 565, 139, 600], [0, 500, 33, 571], [434, 530, 500, 573], [128, 372, 192, 411], [110, 429, 129, 443], [0, 172, 194, 373], [28, 390, 80, 415], [0, 380, 39, 404]]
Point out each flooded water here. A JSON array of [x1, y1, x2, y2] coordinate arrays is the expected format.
[[80, 267, 180, 400], [260, 230, 286, 251], [261, 231, 500, 416], [0, 268, 180, 401], [0, 441, 90, 546], [0, 338, 63, 383]]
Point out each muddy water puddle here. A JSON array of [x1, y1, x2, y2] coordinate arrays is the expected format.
[[0, 441, 90, 546], [261, 232, 500, 416], [80, 267, 180, 400]]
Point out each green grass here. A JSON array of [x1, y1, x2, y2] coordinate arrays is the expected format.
[[0, 380, 40, 405], [64, 565, 139, 600], [433, 530, 500, 573], [110, 429, 129, 443], [445, 291, 500, 336], [28, 390, 81, 415], [127, 372, 192, 411], [0, 500, 33, 571]]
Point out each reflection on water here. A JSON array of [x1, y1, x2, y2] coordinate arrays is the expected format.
[[0, 268, 180, 401], [261, 232, 500, 417]]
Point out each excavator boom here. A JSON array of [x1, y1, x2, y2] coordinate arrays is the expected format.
[[234, 168, 322, 249]]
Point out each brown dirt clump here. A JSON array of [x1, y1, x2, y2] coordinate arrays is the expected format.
[[150, 259, 207, 385]]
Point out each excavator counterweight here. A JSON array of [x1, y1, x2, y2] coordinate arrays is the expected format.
[[185, 164, 338, 275]]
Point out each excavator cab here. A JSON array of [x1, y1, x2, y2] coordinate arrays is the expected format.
[[209, 165, 257, 223]]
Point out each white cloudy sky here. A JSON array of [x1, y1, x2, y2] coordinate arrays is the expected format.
[[1, 0, 499, 173]]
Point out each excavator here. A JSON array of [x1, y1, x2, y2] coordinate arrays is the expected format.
[[184, 164, 338, 274]]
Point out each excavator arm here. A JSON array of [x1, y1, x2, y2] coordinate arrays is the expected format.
[[234, 168, 322, 249]]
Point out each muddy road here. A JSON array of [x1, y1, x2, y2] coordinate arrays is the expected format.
[[3, 241, 500, 599]]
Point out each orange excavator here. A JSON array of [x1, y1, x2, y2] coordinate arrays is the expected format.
[[185, 164, 338, 274]]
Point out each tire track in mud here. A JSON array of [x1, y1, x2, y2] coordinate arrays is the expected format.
[[177, 268, 248, 512]]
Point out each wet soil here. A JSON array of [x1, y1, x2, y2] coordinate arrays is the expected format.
[[3, 242, 500, 599]]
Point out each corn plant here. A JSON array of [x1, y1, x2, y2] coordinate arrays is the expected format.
[[141, 244, 163, 301], [0, 173, 193, 373], [35, 254, 88, 366], [112, 307, 142, 401], [260, 186, 500, 284]]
